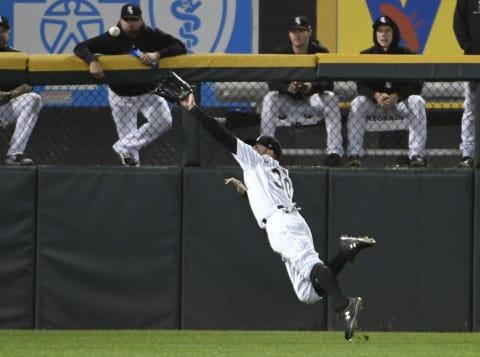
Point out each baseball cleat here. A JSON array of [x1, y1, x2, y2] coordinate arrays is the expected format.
[[117, 153, 138, 167], [339, 296, 363, 341], [340, 235, 376, 262]]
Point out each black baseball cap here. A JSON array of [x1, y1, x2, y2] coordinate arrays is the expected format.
[[289, 15, 311, 31], [373, 15, 396, 30], [0, 15, 10, 30], [254, 135, 282, 159], [121, 3, 142, 20]]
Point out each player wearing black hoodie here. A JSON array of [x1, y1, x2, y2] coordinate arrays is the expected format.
[[346, 16, 427, 168]]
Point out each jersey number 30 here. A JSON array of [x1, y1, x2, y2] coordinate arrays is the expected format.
[[271, 168, 293, 199]]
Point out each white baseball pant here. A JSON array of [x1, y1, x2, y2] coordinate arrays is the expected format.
[[347, 95, 427, 158], [261, 91, 344, 156], [109, 88, 172, 163], [0, 92, 42, 156], [265, 209, 323, 304], [460, 82, 475, 158]]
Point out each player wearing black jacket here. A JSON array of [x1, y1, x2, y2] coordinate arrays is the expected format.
[[260, 16, 343, 167], [346, 15, 427, 168], [74, 3, 186, 166]]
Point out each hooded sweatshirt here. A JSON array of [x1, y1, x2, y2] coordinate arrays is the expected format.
[[454, 0, 480, 54], [356, 16, 423, 102]]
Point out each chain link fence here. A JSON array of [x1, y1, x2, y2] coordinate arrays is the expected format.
[[0, 80, 468, 168], [203, 80, 466, 168]]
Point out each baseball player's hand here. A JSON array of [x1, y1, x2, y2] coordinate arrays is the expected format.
[[288, 81, 302, 94], [89, 60, 105, 78], [298, 82, 313, 96], [179, 92, 196, 111], [225, 177, 248, 195], [139, 52, 160, 66], [375, 92, 389, 109]]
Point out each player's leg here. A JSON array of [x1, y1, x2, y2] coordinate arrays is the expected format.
[[3, 93, 41, 164], [109, 88, 140, 165], [260, 91, 286, 137], [266, 211, 349, 307], [460, 81, 475, 164], [397, 95, 427, 165], [347, 96, 371, 166], [310, 92, 343, 157], [136, 94, 172, 151], [327, 236, 377, 275]]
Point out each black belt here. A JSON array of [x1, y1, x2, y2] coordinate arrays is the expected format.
[[262, 205, 285, 224]]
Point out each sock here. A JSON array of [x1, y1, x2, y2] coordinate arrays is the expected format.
[[327, 249, 351, 275], [310, 263, 349, 308]]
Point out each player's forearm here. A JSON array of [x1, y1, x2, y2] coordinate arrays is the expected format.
[[10, 84, 32, 99], [73, 43, 96, 63], [189, 105, 237, 153]]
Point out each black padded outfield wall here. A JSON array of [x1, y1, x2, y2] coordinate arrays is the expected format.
[[181, 168, 328, 330], [327, 169, 473, 332], [474, 169, 480, 331], [0, 167, 478, 330], [0, 168, 36, 328], [35, 167, 182, 329]]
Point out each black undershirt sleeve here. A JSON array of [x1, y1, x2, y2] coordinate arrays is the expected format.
[[189, 105, 238, 154]]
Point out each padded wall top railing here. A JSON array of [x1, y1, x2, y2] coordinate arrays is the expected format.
[[3, 53, 480, 84]]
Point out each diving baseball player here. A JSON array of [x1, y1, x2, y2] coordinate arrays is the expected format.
[[0, 15, 42, 165], [157, 73, 376, 341], [74, 3, 186, 166]]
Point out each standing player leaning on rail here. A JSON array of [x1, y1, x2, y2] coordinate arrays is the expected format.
[[0, 15, 42, 166], [155, 72, 376, 341], [74, 3, 186, 166], [454, 0, 480, 168], [346, 15, 427, 168], [260, 16, 344, 167]]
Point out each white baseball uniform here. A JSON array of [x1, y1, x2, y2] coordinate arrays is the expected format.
[[261, 91, 344, 156], [347, 94, 427, 158], [0, 92, 42, 156], [109, 88, 172, 163], [460, 82, 475, 158], [233, 139, 323, 304]]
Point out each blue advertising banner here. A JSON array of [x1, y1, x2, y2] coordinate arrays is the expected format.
[[0, 0, 256, 106]]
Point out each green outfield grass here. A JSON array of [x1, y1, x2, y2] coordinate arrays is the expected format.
[[0, 330, 478, 357]]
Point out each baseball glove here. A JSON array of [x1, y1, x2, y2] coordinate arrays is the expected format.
[[153, 71, 192, 103]]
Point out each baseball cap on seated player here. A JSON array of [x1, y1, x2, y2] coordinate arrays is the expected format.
[[373, 15, 396, 30], [0, 16, 10, 30], [289, 16, 311, 31], [121, 3, 142, 20], [250, 135, 282, 159]]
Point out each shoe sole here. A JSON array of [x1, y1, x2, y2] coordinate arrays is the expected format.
[[345, 297, 363, 341], [340, 235, 376, 246]]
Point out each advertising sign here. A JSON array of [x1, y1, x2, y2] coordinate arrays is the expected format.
[[0, 0, 257, 105], [337, 0, 463, 55]]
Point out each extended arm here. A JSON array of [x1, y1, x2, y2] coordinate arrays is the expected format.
[[180, 93, 238, 154]]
